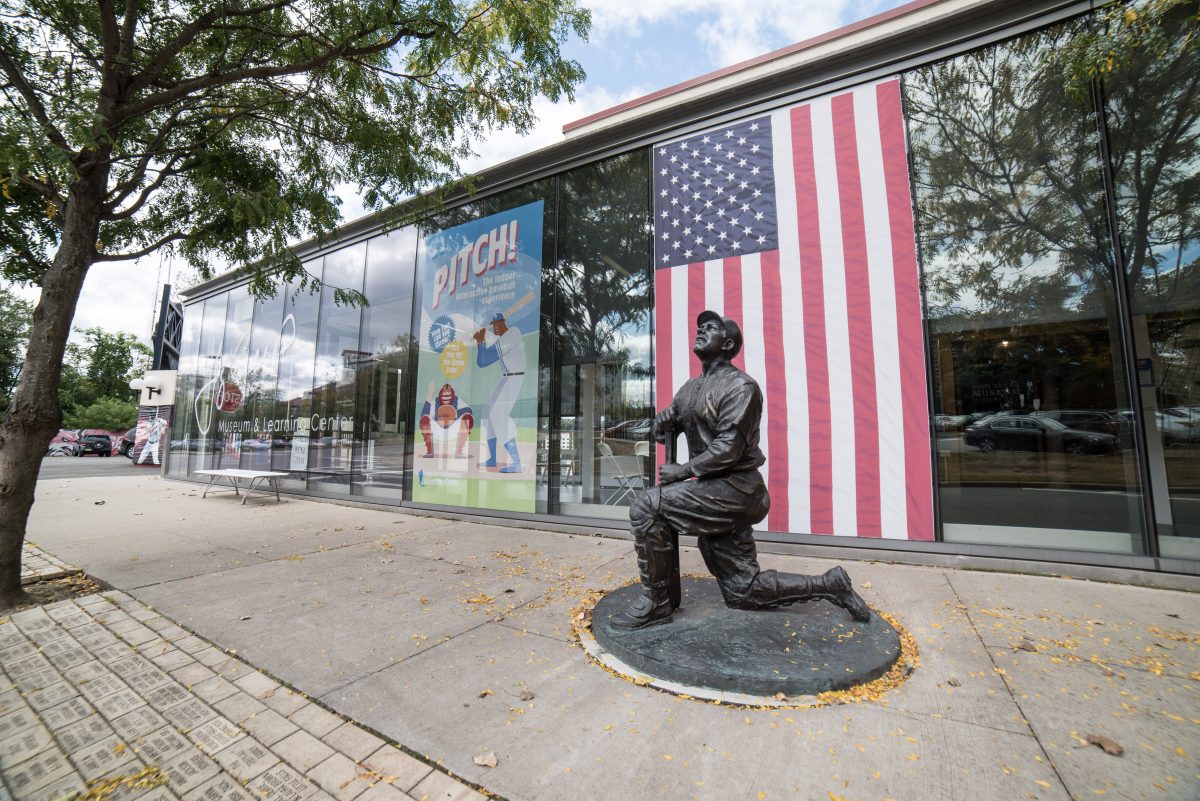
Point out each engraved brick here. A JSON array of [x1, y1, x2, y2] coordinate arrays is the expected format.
[[189, 717, 244, 755], [0, 705, 39, 739], [306, 754, 370, 801], [69, 734, 137, 781], [0, 722, 52, 767], [44, 603, 77, 619], [173, 664, 217, 688], [111, 707, 170, 741], [271, 731, 333, 775], [28, 627, 68, 645], [73, 624, 119, 649], [56, 714, 115, 752], [132, 726, 192, 764], [6, 653, 53, 677], [25, 681, 77, 712], [192, 678, 239, 704], [111, 655, 155, 677], [247, 764, 319, 801], [161, 699, 217, 733], [110, 783, 180, 801], [41, 642, 91, 671], [54, 613, 92, 630], [288, 705, 341, 739], [13, 770, 85, 801], [0, 640, 40, 663], [0, 624, 27, 648], [212, 737, 279, 782], [322, 725, 384, 764], [41, 696, 93, 731], [162, 749, 221, 795], [214, 692, 267, 724], [144, 682, 191, 711], [0, 687, 20, 712], [14, 666, 61, 693], [95, 688, 146, 719], [79, 673, 130, 703], [95, 642, 136, 664], [184, 772, 256, 801], [126, 668, 173, 694], [65, 660, 109, 684], [1, 747, 73, 797], [240, 709, 297, 747], [361, 746, 431, 794]]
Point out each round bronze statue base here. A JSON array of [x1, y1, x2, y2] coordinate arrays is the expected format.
[[590, 577, 901, 698]]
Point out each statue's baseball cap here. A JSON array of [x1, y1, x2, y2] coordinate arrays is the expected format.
[[697, 310, 743, 358]]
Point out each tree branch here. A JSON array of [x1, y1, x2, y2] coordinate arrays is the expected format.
[[0, 46, 73, 152], [94, 231, 188, 262]]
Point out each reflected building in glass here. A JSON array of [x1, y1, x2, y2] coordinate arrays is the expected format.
[[168, 0, 1200, 577]]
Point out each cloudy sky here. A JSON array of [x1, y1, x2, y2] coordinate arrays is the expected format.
[[5, 0, 906, 347]]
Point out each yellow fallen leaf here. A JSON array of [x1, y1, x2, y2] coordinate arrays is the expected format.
[[1036, 780, 1052, 788]]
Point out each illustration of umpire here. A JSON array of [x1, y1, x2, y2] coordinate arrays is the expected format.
[[473, 311, 525, 473], [613, 310, 871, 629]]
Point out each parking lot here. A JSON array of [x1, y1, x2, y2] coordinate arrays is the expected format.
[[38, 454, 154, 479]]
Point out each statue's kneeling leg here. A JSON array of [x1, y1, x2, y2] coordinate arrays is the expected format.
[[741, 566, 871, 622]]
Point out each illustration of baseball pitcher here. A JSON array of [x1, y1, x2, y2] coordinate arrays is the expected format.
[[473, 311, 525, 473]]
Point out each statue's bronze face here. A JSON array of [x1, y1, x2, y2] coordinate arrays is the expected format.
[[693, 318, 732, 360]]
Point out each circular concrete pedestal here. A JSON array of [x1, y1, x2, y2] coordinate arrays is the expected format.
[[591, 577, 901, 697]]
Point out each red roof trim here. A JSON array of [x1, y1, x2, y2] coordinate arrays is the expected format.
[[562, 0, 943, 134]]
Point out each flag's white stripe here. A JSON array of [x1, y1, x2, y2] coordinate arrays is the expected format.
[[854, 85, 907, 540], [704, 259, 724, 318], [772, 106, 809, 535], [739, 252, 770, 530], [670, 264, 690, 399], [810, 95, 857, 538]]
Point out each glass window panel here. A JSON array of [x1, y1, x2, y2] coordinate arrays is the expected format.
[[354, 228, 418, 499], [905, 16, 1147, 554], [552, 152, 653, 520], [210, 287, 253, 466], [308, 245, 366, 493], [272, 261, 322, 489], [1102, 0, 1200, 562], [168, 302, 203, 475], [239, 291, 285, 471], [191, 293, 228, 473]]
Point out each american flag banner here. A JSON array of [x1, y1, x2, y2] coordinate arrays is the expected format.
[[652, 78, 934, 541]]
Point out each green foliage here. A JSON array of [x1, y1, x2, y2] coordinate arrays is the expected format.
[[57, 326, 151, 421], [63, 396, 138, 430], [0, 286, 32, 414], [0, 0, 590, 290]]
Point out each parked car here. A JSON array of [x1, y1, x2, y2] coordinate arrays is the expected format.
[[119, 427, 137, 457], [1031, 409, 1123, 438], [963, 415, 1118, 455], [46, 442, 82, 457], [78, 433, 114, 457]]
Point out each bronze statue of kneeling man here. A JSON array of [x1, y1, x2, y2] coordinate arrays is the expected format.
[[613, 310, 871, 630]]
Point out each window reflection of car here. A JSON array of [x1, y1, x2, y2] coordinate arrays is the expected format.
[[1031, 410, 1122, 438], [934, 414, 971, 432], [602, 418, 653, 440], [1115, 408, 1200, 445], [963, 415, 1118, 455]]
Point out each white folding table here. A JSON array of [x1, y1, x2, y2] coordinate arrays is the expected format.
[[195, 469, 289, 504]]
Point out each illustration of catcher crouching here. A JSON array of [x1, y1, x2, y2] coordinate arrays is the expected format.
[[613, 310, 872, 629], [419, 382, 474, 459]]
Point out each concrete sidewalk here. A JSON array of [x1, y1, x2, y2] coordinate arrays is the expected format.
[[11, 474, 1200, 801]]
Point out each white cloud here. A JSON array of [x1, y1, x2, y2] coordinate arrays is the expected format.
[[585, 0, 866, 68]]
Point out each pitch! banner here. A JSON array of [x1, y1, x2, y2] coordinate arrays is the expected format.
[[413, 200, 544, 512], [652, 78, 934, 541]]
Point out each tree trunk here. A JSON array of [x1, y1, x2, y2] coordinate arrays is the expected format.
[[0, 167, 108, 608]]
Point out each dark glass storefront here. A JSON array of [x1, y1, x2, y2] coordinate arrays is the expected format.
[[169, 1, 1199, 571]]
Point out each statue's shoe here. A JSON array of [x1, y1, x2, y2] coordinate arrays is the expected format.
[[609, 593, 673, 629], [824, 566, 871, 622]]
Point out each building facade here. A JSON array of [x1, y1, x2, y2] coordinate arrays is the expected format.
[[169, 0, 1200, 576]]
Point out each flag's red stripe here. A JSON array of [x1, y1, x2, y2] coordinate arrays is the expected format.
[[654, 266, 673, 471], [877, 80, 934, 541], [760, 250, 790, 532], [687, 261, 705, 379], [832, 93, 882, 538], [791, 104, 833, 534], [723, 257, 745, 371]]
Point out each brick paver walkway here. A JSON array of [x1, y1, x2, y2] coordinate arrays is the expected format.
[[0, 592, 484, 801], [19, 544, 79, 585]]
